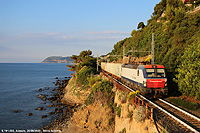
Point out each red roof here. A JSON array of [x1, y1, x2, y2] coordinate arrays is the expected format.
[[184, 0, 189, 3]]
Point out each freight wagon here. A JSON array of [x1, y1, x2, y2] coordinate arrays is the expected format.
[[101, 62, 121, 79], [101, 62, 168, 98]]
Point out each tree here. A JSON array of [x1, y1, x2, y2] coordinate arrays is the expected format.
[[108, 0, 200, 96], [131, 29, 136, 37], [175, 7, 186, 22], [68, 50, 96, 72], [174, 42, 200, 100], [153, 0, 167, 17], [165, 5, 175, 21], [137, 22, 145, 29]]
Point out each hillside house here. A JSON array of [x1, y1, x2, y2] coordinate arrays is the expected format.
[[183, 0, 196, 4]]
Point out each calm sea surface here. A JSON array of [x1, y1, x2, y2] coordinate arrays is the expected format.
[[0, 63, 73, 130]]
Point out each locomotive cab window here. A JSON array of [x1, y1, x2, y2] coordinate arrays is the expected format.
[[146, 68, 166, 78], [137, 70, 139, 76], [157, 69, 166, 77]]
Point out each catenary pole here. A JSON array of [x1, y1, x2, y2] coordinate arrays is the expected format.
[[151, 33, 155, 64], [97, 53, 98, 71], [123, 45, 125, 64]]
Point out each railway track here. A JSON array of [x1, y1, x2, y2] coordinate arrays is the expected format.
[[102, 71, 200, 132], [152, 98, 200, 132]]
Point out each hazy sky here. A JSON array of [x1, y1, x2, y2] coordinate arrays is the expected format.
[[0, 0, 161, 63]]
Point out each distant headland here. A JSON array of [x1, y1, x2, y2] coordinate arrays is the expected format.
[[41, 56, 74, 63]]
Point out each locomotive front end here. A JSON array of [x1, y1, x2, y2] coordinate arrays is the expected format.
[[144, 65, 168, 98]]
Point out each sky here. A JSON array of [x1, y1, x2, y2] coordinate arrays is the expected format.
[[0, 0, 161, 63]]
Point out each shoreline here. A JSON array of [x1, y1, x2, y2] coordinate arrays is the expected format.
[[0, 63, 74, 132], [41, 75, 80, 132]]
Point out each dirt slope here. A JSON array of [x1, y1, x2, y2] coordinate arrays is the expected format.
[[58, 75, 158, 133], [114, 90, 158, 133]]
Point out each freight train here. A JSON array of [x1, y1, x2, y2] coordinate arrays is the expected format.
[[101, 62, 168, 98]]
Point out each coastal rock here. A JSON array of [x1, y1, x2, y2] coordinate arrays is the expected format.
[[41, 115, 48, 118], [54, 108, 58, 112], [47, 104, 53, 107], [57, 109, 63, 113], [38, 88, 42, 91], [69, 103, 76, 107], [52, 100, 59, 103], [13, 110, 22, 113], [41, 77, 73, 130], [64, 110, 68, 114], [38, 107, 45, 110], [45, 87, 50, 90], [28, 113, 33, 116], [47, 96, 57, 101], [39, 94, 47, 101], [55, 104, 62, 108], [49, 112, 56, 115]]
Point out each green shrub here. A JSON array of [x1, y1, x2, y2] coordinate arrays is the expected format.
[[92, 80, 113, 97], [76, 66, 95, 85], [70, 50, 97, 72], [84, 92, 94, 105], [127, 90, 140, 99], [174, 42, 200, 99], [169, 98, 199, 111], [114, 105, 121, 117], [127, 90, 140, 103], [119, 128, 126, 133], [118, 91, 127, 103], [128, 110, 133, 119], [134, 106, 146, 122], [87, 74, 95, 87], [87, 74, 102, 87], [84, 77, 114, 108]]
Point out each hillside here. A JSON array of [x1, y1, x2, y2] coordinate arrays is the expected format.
[[107, 0, 200, 99], [41, 56, 74, 63]]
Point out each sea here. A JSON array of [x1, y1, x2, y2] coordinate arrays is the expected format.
[[0, 63, 74, 131]]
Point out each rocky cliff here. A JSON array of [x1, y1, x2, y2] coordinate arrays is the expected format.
[[53, 74, 158, 133], [41, 56, 74, 63]]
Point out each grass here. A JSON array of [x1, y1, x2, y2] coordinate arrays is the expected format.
[[119, 128, 126, 133], [114, 105, 121, 117], [128, 110, 133, 119], [84, 92, 94, 105], [169, 98, 199, 111]]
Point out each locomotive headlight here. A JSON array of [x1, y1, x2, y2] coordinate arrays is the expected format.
[[143, 81, 147, 87], [165, 80, 167, 86]]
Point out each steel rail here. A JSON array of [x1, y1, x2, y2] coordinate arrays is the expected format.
[[159, 98, 200, 122], [102, 70, 199, 132], [140, 95, 199, 133]]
